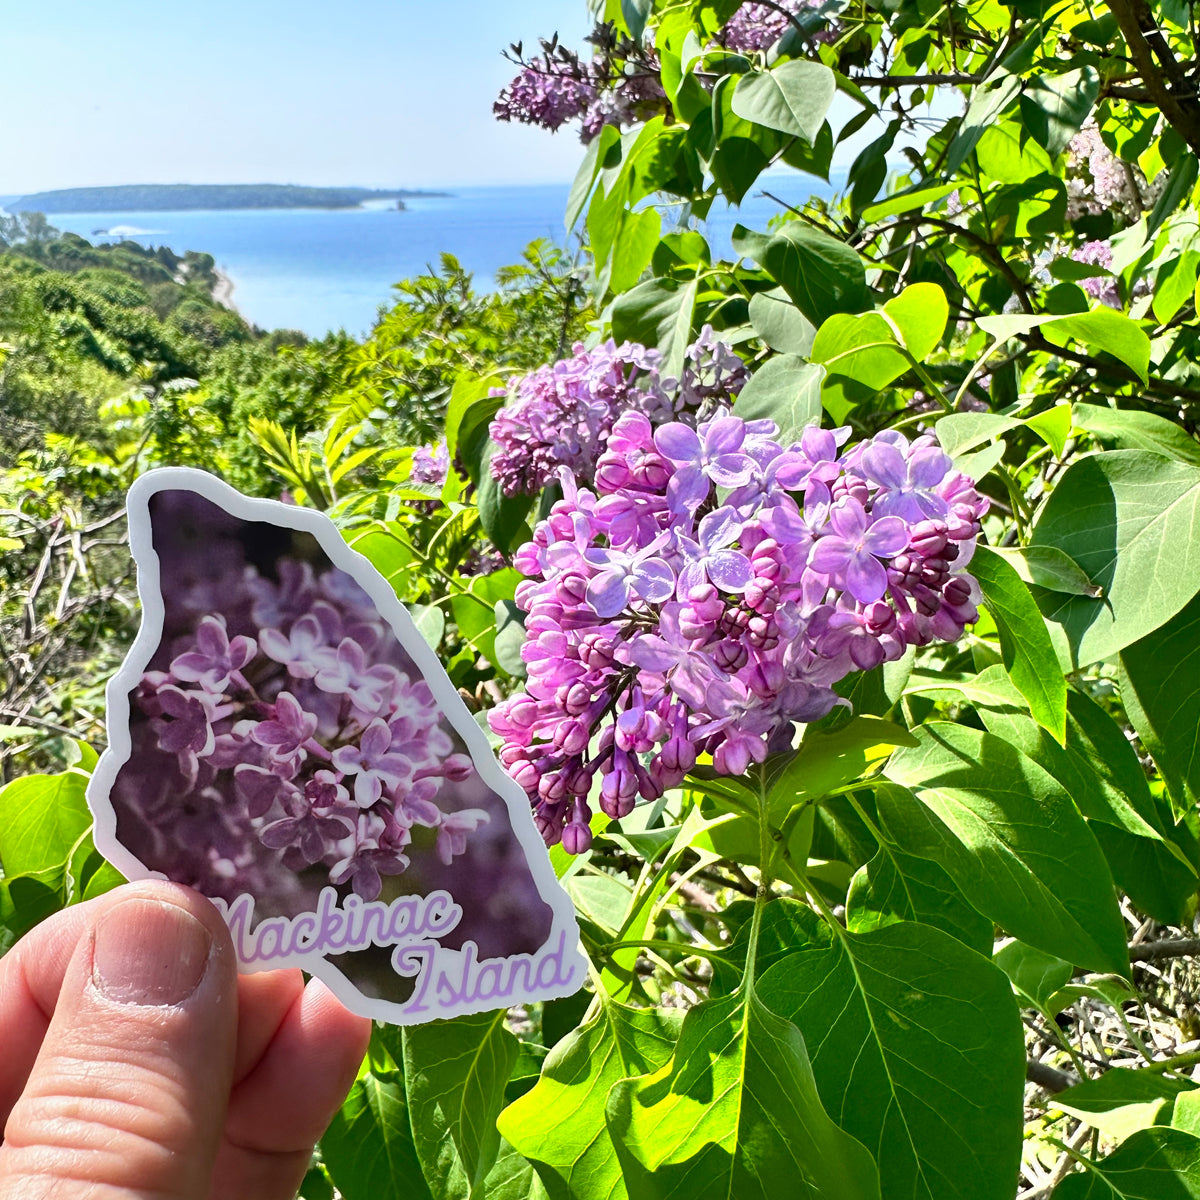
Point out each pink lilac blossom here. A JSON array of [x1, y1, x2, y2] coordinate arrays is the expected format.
[[490, 412, 988, 852], [489, 328, 748, 497], [720, 0, 837, 52]]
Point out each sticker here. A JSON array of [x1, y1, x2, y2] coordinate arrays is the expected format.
[[87, 468, 585, 1023]]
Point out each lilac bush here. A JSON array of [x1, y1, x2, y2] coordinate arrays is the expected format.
[[490, 412, 988, 852], [489, 328, 748, 496]]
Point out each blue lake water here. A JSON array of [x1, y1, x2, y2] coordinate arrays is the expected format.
[[42, 180, 836, 337]]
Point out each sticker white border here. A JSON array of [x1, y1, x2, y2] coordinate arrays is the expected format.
[[86, 467, 586, 1024]]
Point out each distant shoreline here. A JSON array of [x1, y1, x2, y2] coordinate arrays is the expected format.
[[7, 183, 451, 215]]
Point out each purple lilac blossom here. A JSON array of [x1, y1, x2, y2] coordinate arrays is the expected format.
[[489, 328, 748, 497], [491, 411, 988, 852]]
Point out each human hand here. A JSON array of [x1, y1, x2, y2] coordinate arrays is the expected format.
[[0, 879, 372, 1200]]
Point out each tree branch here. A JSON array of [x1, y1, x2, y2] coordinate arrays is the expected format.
[[1108, 0, 1200, 155], [1130, 937, 1200, 962], [1026, 1058, 1080, 1094]]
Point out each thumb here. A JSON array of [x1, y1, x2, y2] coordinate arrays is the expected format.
[[0, 882, 238, 1200]]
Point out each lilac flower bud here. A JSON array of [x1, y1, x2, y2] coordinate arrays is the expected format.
[[539, 770, 570, 803], [865, 602, 897, 636], [908, 520, 949, 558], [744, 577, 780, 614], [686, 583, 725, 621], [713, 639, 749, 672], [943, 576, 973, 608], [554, 718, 591, 755]]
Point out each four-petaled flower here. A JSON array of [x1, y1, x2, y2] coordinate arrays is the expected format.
[[809, 499, 908, 604], [331, 719, 415, 808], [654, 416, 758, 513], [584, 539, 676, 618], [171, 615, 256, 693], [861, 440, 953, 524], [251, 692, 319, 759], [675, 506, 753, 598]]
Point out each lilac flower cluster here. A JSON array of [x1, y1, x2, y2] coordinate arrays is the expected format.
[[489, 328, 748, 497], [494, 28, 666, 144], [409, 441, 449, 486], [132, 562, 489, 902], [1072, 240, 1120, 307], [1066, 121, 1135, 219], [720, 0, 837, 52], [490, 412, 988, 852]]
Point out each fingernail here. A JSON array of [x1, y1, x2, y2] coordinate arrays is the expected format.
[[92, 899, 213, 1006]]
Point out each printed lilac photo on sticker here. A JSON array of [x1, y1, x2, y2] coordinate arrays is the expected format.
[[88, 469, 585, 1024]]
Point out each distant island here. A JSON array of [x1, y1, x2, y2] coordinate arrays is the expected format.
[[6, 183, 449, 214]]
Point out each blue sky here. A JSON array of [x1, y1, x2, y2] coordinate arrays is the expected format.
[[0, 1, 595, 193]]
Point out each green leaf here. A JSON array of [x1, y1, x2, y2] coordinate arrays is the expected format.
[[611, 277, 700, 381], [492, 599, 527, 679], [757, 222, 868, 327], [945, 72, 1022, 175], [970, 545, 1068, 742], [757, 921, 1024, 1200], [860, 182, 959, 222], [1029, 451, 1200, 667], [1041, 309, 1151, 384], [811, 312, 909, 389], [403, 1010, 519, 1199], [731, 355, 822, 443], [408, 604, 445, 651], [987, 545, 1102, 598], [882, 726, 1130, 974], [498, 1002, 683, 1200], [1054, 1070, 1196, 1142], [567, 125, 620, 232], [730, 59, 836, 144], [606, 989, 882, 1199], [1152, 251, 1200, 324], [0, 865, 67, 955], [1148, 153, 1200, 236], [767, 717, 918, 821], [608, 207, 663, 295], [882, 283, 948, 362], [0, 769, 91, 876], [1073, 404, 1200, 468], [444, 373, 504, 467], [1052, 1127, 1200, 1198], [993, 940, 1073, 1011], [477, 442, 534, 555], [322, 1054, 433, 1200], [1119, 591, 1200, 816], [1020, 67, 1099, 156], [847, 837, 994, 956], [934, 412, 1022, 458], [746, 287, 815, 354]]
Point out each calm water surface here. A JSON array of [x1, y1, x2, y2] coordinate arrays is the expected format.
[[45, 180, 835, 337]]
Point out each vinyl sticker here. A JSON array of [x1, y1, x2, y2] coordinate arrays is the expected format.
[[87, 468, 585, 1023]]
